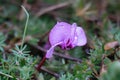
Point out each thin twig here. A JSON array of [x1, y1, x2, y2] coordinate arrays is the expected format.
[[41, 66, 59, 78], [54, 52, 82, 62], [30, 44, 82, 63], [36, 1, 72, 17], [40, 31, 50, 40]]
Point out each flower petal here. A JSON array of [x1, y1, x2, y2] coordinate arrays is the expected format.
[[49, 22, 71, 46], [45, 47, 54, 58], [70, 23, 77, 44], [75, 27, 87, 46], [45, 42, 63, 58]]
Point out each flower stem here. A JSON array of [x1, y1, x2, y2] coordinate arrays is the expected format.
[[36, 55, 46, 71], [20, 5, 29, 49]]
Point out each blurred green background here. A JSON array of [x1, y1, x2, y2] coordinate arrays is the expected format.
[[0, 0, 120, 80]]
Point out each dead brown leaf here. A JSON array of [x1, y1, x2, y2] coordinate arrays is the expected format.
[[104, 41, 119, 50]]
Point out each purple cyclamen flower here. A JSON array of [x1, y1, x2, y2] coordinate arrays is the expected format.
[[46, 22, 87, 58]]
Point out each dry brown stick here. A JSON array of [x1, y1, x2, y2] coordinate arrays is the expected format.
[[41, 66, 59, 78], [40, 30, 50, 40], [54, 52, 82, 62], [32, 44, 82, 63], [36, 1, 72, 17]]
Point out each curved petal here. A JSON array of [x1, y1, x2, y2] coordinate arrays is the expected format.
[[69, 23, 77, 44], [75, 27, 87, 46], [45, 46, 54, 58], [45, 42, 63, 58]]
